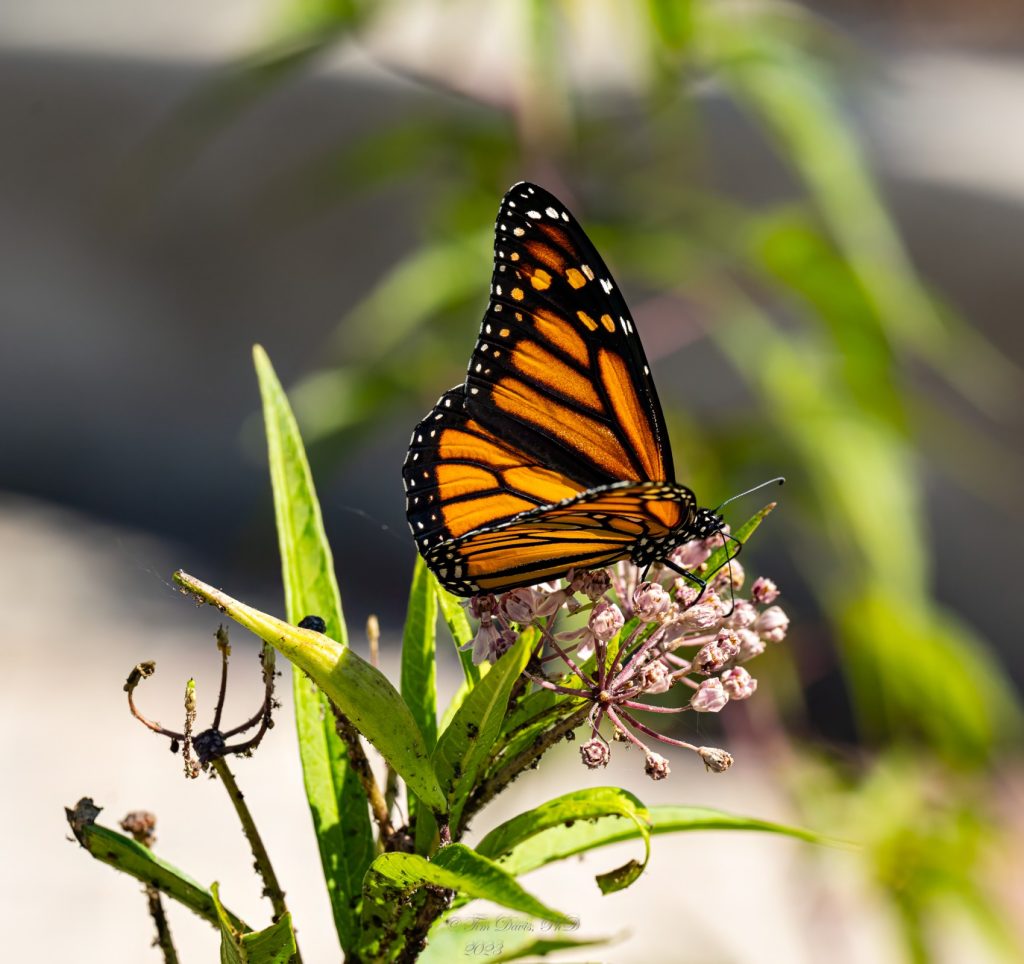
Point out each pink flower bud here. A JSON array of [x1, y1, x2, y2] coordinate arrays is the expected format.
[[735, 628, 765, 662], [698, 746, 734, 772], [695, 629, 741, 675], [751, 577, 780, 605], [533, 585, 576, 617], [676, 589, 724, 631], [641, 658, 671, 694], [589, 600, 624, 642], [724, 599, 757, 630], [467, 594, 499, 621], [632, 581, 671, 621], [712, 559, 745, 593], [721, 666, 758, 700], [579, 737, 610, 769], [691, 678, 729, 713], [670, 538, 711, 570], [756, 605, 789, 643], [572, 569, 612, 600], [499, 588, 537, 624], [644, 753, 671, 781], [466, 620, 516, 665]]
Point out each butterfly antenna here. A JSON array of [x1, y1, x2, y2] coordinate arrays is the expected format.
[[712, 476, 785, 515], [720, 529, 743, 616]]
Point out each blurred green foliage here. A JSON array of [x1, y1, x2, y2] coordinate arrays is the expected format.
[[156, 1, 1021, 959]]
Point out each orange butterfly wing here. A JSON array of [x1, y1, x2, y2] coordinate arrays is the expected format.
[[403, 182, 701, 595]]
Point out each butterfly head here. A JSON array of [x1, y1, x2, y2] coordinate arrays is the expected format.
[[692, 506, 725, 540]]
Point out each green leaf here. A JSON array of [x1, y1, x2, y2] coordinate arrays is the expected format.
[[419, 918, 606, 964], [211, 883, 297, 964], [477, 788, 652, 895], [65, 798, 248, 932], [646, 0, 695, 50], [254, 344, 374, 952], [401, 556, 441, 853], [364, 846, 572, 928], [498, 803, 839, 878], [432, 636, 532, 831], [174, 570, 447, 814], [701, 501, 777, 583], [435, 579, 482, 688], [401, 556, 440, 750]]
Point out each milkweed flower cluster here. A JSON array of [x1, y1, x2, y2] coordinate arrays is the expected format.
[[462, 533, 789, 780]]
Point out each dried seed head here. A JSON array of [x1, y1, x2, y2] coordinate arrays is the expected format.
[[697, 746, 734, 773], [120, 810, 157, 846], [580, 737, 611, 769], [644, 753, 671, 781]]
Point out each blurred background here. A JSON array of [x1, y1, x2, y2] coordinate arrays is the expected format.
[[2, 0, 1022, 960]]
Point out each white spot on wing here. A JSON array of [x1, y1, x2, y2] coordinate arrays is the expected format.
[[601, 278, 614, 294]]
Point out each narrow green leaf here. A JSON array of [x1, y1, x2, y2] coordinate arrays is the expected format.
[[211, 883, 297, 964], [701, 502, 777, 583], [498, 803, 841, 878], [363, 846, 572, 929], [435, 580, 482, 687], [401, 556, 440, 751], [254, 344, 373, 951], [65, 798, 247, 932], [401, 557, 441, 854], [432, 637, 532, 831], [174, 570, 447, 814], [646, 0, 694, 50], [477, 788, 652, 895]]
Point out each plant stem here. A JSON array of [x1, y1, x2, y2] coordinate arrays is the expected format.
[[330, 701, 397, 845], [210, 756, 299, 959], [397, 886, 452, 964], [146, 886, 179, 964], [461, 705, 589, 832]]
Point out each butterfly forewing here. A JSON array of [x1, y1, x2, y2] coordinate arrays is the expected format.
[[464, 182, 675, 486], [403, 386, 590, 557]]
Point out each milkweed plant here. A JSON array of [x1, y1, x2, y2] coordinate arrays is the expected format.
[[66, 347, 824, 963]]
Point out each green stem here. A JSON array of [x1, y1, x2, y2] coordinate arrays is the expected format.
[[210, 757, 299, 960], [146, 886, 179, 964], [330, 701, 397, 845], [461, 706, 589, 833]]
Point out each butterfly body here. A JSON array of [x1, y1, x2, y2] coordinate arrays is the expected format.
[[403, 182, 722, 596]]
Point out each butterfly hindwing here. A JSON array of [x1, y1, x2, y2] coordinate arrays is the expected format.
[[464, 182, 675, 487], [424, 479, 698, 595]]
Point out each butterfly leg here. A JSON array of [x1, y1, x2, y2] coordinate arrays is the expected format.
[[659, 558, 708, 608]]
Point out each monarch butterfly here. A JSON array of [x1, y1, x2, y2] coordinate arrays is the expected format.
[[404, 182, 762, 597]]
